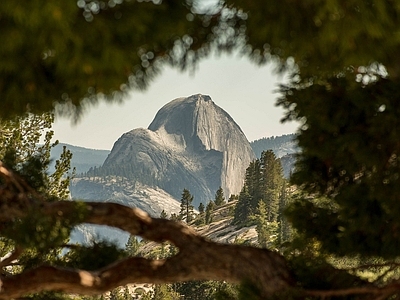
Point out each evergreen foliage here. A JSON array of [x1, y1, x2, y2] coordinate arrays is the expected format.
[[0, 114, 130, 299], [214, 186, 226, 206], [252, 200, 278, 249], [152, 284, 180, 300], [281, 73, 400, 259], [205, 201, 215, 225], [228, 194, 239, 202], [233, 151, 287, 225], [179, 188, 195, 223], [233, 187, 253, 227], [125, 235, 141, 257], [198, 203, 205, 214], [0, 1, 242, 119], [194, 203, 206, 226], [160, 209, 168, 219]]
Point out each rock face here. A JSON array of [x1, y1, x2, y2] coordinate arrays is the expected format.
[[102, 94, 256, 206]]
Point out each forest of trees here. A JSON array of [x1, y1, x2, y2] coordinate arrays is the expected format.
[[233, 150, 292, 247], [2, 1, 400, 299]]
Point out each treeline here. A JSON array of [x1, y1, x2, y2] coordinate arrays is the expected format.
[[165, 149, 293, 249], [171, 186, 235, 226], [76, 164, 159, 187], [160, 150, 293, 247], [116, 150, 293, 299], [233, 150, 292, 247]]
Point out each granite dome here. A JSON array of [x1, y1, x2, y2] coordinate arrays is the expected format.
[[102, 94, 256, 205]]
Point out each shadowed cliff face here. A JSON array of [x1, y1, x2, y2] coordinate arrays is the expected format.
[[102, 94, 256, 206]]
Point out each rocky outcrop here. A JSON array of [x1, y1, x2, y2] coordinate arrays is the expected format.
[[101, 94, 256, 206]]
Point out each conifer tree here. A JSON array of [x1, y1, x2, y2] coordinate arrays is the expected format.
[[198, 203, 205, 214], [125, 235, 141, 256], [169, 213, 179, 221], [260, 150, 284, 223], [214, 186, 225, 206], [278, 180, 292, 244], [179, 189, 195, 223], [160, 209, 168, 219], [233, 187, 253, 225], [233, 151, 286, 228], [195, 202, 206, 225], [251, 200, 280, 249], [205, 201, 215, 225]]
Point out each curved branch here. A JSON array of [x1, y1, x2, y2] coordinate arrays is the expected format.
[[0, 201, 294, 299]]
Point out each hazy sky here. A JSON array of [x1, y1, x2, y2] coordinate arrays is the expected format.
[[52, 53, 299, 150]]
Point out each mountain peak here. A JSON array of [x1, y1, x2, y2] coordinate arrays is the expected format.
[[100, 95, 256, 205], [148, 94, 244, 152]]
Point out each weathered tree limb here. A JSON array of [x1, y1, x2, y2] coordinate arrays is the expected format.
[[3, 162, 400, 299], [0, 201, 294, 299]]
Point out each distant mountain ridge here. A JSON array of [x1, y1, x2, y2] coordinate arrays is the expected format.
[[53, 136, 297, 180], [50, 143, 110, 174], [250, 134, 297, 159]]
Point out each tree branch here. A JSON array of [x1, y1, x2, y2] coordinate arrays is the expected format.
[[3, 162, 398, 299], [0, 247, 23, 269], [0, 201, 294, 299]]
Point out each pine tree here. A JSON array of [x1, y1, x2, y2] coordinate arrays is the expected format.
[[253, 200, 269, 248], [277, 180, 292, 244], [233, 152, 286, 228], [260, 150, 284, 223], [179, 189, 194, 223], [169, 213, 179, 221], [214, 187, 225, 206], [160, 210, 168, 219], [253, 200, 279, 249], [205, 201, 215, 225], [198, 203, 205, 214], [195, 202, 206, 225], [245, 160, 263, 210], [233, 187, 253, 226], [125, 235, 141, 256]]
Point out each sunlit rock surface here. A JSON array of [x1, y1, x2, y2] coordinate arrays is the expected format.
[[102, 94, 256, 206]]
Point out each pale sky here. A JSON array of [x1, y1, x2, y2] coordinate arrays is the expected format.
[[52, 53, 299, 150]]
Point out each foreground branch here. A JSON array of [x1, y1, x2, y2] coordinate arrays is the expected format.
[[2, 162, 399, 299], [0, 201, 294, 299]]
